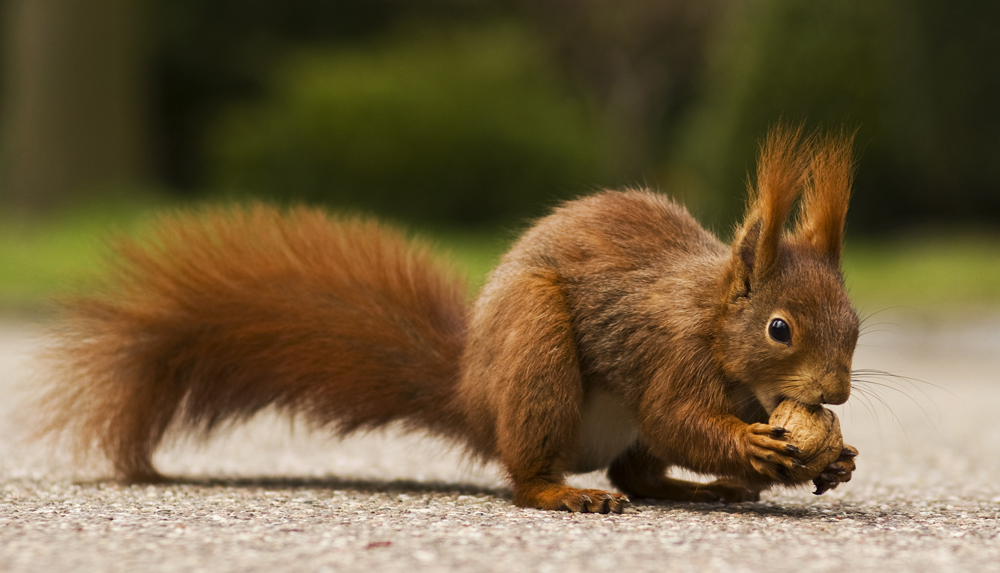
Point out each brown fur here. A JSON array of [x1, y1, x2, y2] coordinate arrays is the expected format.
[[38, 207, 469, 480], [35, 126, 860, 512]]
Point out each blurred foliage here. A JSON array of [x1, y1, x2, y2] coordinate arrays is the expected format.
[[664, 0, 1000, 233], [149, 0, 489, 189], [149, 0, 1000, 232], [205, 25, 618, 225], [508, 0, 727, 175], [4, 0, 1000, 233]]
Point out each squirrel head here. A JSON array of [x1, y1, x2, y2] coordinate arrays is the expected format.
[[713, 125, 859, 414]]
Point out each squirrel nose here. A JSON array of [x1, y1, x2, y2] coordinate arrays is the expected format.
[[819, 368, 851, 404], [820, 372, 851, 405], [822, 390, 849, 405]]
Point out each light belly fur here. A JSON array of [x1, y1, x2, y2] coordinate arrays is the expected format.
[[569, 387, 640, 473]]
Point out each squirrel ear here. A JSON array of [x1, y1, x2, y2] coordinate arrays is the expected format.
[[732, 218, 763, 278], [730, 124, 808, 282], [793, 130, 856, 266]]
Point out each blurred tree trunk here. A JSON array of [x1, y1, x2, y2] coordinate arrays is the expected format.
[[0, 0, 148, 211], [511, 0, 729, 178]]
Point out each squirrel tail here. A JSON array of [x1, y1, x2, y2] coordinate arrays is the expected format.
[[36, 205, 470, 480]]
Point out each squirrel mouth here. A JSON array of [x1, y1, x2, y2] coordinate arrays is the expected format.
[[763, 393, 826, 414], [769, 393, 828, 413], [756, 392, 788, 415]]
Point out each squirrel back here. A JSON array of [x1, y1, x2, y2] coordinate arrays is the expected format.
[[38, 206, 469, 480]]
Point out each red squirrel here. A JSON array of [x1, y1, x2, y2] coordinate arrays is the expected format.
[[36, 125, 859, 513]]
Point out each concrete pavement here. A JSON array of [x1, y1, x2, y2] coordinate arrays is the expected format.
[[2, 311, 999, 572]]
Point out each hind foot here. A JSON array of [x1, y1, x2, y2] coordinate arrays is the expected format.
[[513, 482, 630, 513]]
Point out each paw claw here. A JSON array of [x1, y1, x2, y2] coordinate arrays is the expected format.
[[812, 473, 841, 495], [519, 485, 629, 513], [813, 481, 831, 495], [745, 424, 804, 481]]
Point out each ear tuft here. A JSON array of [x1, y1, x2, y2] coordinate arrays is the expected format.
[[794, 129, 856, 265], [731, 123, 810, 280]]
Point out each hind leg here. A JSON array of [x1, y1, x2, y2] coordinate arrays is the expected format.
[[608, 444, 761, 503], [481, 270, 629, 513]]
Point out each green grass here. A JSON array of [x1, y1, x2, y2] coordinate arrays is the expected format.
[[2, 203, 999, 314], [0, 202, 159, 311], [842, 234, 1000, 313], [0, 203, 519, 312], [421, 226, 520, 293]]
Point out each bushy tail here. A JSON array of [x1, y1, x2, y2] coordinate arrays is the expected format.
[[36, 205, 469, 480]]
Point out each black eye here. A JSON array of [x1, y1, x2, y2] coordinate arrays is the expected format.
[[768, 318, 792, 345]]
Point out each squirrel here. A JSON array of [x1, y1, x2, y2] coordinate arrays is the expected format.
[[35, 125, 859, 513]]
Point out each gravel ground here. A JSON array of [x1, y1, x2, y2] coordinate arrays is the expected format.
[[2, 311, 1000, 573]]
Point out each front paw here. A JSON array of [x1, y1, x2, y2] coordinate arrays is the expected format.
[[744, 423, 807, 483], [813, 445, 858, 495]]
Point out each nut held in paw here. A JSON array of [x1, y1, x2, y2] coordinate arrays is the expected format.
[[768, 401, 843, 482]]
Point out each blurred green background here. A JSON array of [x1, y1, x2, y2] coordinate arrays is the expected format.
[[1, 0, 998, 314]]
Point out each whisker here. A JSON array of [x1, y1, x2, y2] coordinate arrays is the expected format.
[[854, 375, 950, 428], [858, 307, 897, 323], [732, 394, 761, 411], [857, 306, 910, 326], [858, 327, 896, 337], [852, 369, 954, 398], [845, 386, 880, 432], [851, 384, 909, 443], [847, 385, 891, 445], [852, 377, 937, 418], [854, 368, 954, 426]]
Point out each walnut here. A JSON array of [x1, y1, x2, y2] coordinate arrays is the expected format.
[[768, 400, 843, 482]]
